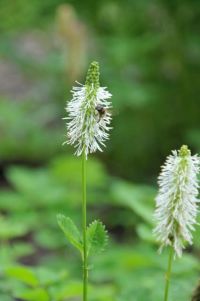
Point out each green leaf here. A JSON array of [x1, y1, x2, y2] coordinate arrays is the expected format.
[[0, 216, 28, 240], [53, 280, 83, 300], [57, 214, 83, 253], [87, 220, 108, 256], [35, 267, 68, 286], [51, 156, 108, 189], [5, 266, 39, 287], [136, 224, 156, 244], [111, 180, 155, 225], [16, 288, 50, 301]]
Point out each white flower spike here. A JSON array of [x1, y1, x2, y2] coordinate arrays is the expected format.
[[64, 61, 112, 158], [154, 145, 200, 257]]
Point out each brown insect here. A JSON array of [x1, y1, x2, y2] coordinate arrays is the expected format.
[[95, 104, 107, 122]]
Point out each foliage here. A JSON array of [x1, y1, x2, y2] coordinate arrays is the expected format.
[[0, 0, 200, 300], [86, 220, 108, 256], [0, 156, 199, 300], [0, 99, 63, 162], [57, 215, 83, 254], [0, 0, 199, 180]]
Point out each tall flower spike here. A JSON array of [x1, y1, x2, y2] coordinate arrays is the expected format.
[[64, 61, 112, 158], [154, 145, 200, 257]]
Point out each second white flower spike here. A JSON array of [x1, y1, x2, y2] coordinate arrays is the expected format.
[[64, 61, 112, 158], [154, 145, 200, 257]]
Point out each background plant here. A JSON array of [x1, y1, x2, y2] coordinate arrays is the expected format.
[[0, 0, 200, 300]]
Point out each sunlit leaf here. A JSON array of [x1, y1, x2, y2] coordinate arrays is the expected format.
[[16, 288, 50, 301], [5, 266, 39, 287]]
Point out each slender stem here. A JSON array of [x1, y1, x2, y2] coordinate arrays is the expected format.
[[164, 246, 174, 301], [82, 152, 87, 301]]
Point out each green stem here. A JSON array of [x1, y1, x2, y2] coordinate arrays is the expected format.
[[82, 152, 87, 301], [164, 246, 174, 301]]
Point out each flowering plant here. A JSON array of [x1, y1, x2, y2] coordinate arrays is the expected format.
[[154, 145, 200, 301], [64, 61, 112, 158], [58, 61, 112, 301]]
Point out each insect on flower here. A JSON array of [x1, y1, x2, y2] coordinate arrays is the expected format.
[[95, 104, 109, 122], [63, 61, 112, 158]]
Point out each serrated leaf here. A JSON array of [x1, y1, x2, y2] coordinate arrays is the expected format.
[[57, 214, 83, 253], [87, 220, 108, 256]]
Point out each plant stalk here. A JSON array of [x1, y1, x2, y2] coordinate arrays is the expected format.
[[164, 246, 174, 301], [82, 152, 87, 301]]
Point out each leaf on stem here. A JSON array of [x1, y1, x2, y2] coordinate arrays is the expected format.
[[57, 214, 83, 253], [87, 220, 108, 257]]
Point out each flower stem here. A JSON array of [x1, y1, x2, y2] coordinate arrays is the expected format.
[[82, 152, 87, 301], [164, 246, 174, 301]]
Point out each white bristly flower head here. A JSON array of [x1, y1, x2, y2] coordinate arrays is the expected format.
[[154, 145, 200, 257], [64, 61, 112, 158]]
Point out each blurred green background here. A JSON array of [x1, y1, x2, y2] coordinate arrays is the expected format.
[[0, 0, 200, 300]]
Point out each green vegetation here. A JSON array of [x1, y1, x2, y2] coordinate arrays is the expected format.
[[0, 157, 200, 300], [0, 0, 200, 300]]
